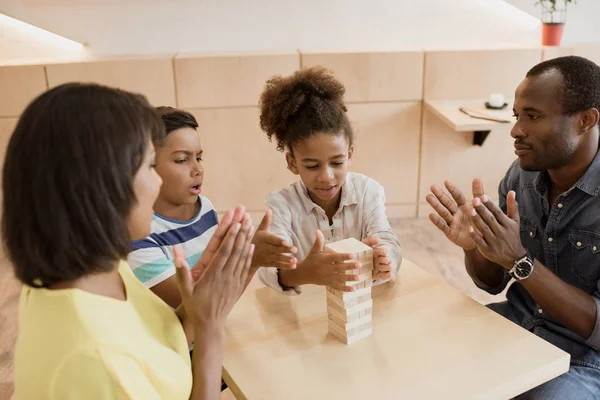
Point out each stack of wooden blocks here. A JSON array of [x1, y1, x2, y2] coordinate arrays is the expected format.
[[325, 238, 374, 345]]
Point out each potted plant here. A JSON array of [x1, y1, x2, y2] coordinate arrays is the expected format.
[[535, 0, 576, 46]]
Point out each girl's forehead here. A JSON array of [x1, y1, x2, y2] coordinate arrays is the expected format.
[[293, 132, 349, 157]]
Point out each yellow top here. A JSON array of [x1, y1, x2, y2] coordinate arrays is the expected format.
[[14, 261, 192, 399]]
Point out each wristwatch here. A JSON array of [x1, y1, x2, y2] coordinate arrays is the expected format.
[[508, 251, 534, 281]]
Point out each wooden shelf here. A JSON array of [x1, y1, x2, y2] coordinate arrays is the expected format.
[[425, 99, 515, 145]]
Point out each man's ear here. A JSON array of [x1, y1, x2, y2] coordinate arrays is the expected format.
[[579, 108, 600, 134]]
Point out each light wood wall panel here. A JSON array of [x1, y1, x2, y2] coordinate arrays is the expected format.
[[0, 65, 47, 117], [543, 45, 600, 65], [417, 107, 516, 217], [1, 47, 576, 222], [347, 102, 421, 218], [0, 118, 18, 206], [175, 53, 300, 109], [301, 51, 424, 103], [0, 119, 17, 168], [192, 101, 422, 218], [190, 107, 296, 213], [46, 56, 176, 106], [424, 49, 542, 101]]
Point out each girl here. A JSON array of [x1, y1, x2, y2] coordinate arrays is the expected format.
[[4, 82, 254, 399], [257, 66, 403, 295]]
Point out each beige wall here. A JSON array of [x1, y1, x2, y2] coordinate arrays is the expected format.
[[0, 65, 47, 118], [543, 45, 600, 65], [46, 56, 177, 106], [0, 118, 18, 205], [4, 45, 598, 218], [418, 48, 543, 216]]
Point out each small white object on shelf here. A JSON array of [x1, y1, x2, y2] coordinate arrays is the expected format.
[[488, 92, 505, 108]]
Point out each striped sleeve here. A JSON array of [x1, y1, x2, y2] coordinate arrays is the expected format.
[[127, 196, 219, 288], [127, 240, 176, 288]]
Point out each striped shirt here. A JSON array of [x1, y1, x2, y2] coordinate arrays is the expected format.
[[128, 196, 218, 288]]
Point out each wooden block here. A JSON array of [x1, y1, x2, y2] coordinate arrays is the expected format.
[[328, 318, 372, 340], [326, 286, 371, 307], [328, 313, 373, 331], [347, 273, 373, 286], [352, 279, 373, 290], [346, 326, 373, 345], [327, 323, 348, 343], [328, 323, 372, 345], [346, 262, 373, 276], [325, 238, 376, 344], [325, 238, 373, 261], [327, 293, 371, 309], [327, 299, 373, 323], [346, 320, 372, 337], [326, 298, 372, 316]]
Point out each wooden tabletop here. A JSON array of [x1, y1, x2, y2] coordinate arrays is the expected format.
[[425, 99, 515, 132], [223, 260, 570, 400]]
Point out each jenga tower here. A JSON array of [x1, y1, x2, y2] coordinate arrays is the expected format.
[[324, 238, 374, 345]]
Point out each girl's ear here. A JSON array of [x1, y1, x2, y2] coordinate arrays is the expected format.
[[286, 152, 299, 175], [348, 144, 355, 161]]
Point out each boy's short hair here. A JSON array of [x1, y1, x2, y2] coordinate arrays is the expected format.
[[155, 107, 199, 144], [2, 82, 164, 287]]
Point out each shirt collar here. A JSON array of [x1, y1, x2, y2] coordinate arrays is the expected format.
[[575, 149, 600, 196], [530, 149, 600, 197]]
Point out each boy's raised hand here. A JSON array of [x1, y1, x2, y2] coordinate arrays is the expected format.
[[251, 209, 298, 270]]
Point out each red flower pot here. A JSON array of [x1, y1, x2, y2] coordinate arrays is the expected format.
[[542, 22, 565, 46]]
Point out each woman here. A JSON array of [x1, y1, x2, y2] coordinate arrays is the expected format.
[[3, 82, 254, 399]]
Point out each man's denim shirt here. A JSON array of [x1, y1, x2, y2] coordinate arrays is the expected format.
[[484, 153, 600, 370]]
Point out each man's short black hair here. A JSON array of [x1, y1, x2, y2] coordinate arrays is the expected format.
[[526, 55, 600, 116], [2, 82, 164, 287]]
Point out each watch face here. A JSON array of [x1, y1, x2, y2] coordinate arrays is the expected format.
[[514, 261, 532, 278]]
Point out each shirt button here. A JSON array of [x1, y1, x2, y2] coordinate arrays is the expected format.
[[547, 237, 553, 243], [557, 203, 563, 209], [577, 242, 582, 247], [594, 246, 598, 252], [538, 308, 543, 314], [529, 231, 534, 238]]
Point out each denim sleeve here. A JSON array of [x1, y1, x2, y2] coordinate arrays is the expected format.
[[585, 286, 600, 350], [472, 268, 511, 295]]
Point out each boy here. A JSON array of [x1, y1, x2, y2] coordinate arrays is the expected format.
[[128, 107, 297, 308]]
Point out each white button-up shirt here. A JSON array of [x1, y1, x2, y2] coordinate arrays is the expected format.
[[258, 172, 402, 295]]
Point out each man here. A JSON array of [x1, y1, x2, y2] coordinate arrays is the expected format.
[[427, 55, 600, 399]]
